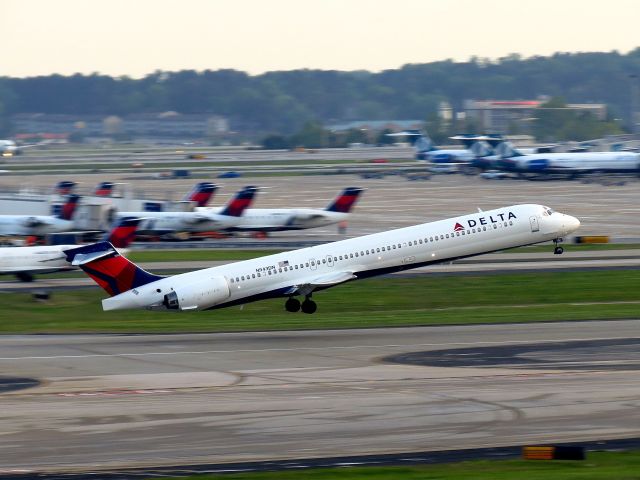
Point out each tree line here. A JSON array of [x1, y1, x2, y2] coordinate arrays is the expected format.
[[1, 49, 639, 141]]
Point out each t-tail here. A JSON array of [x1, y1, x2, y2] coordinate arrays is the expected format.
[[57, 194, 81, 220], [326, 187, 364, 213], [495, 141, 524, 158], [219, 186, 258, 217], [184, 182, 219, 207], [65, 241, 163, 297], [55, 180, 77, 196], [103, 217, 143, 248], [94, 181, 115, 197]]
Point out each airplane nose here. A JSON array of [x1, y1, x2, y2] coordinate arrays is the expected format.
[[564, 215, 580, 233]]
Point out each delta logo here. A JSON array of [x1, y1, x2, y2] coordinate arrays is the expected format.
[[453, 211, 517, 231]]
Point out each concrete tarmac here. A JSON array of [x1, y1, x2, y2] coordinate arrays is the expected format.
[[0, 320, 639, 472]]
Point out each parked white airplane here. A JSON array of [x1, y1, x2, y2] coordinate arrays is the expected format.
[[0, 195, 81, 236], [66, 203, 580, 314], [0, 217, 142, 282], [495, 143, 640, 178], [197, 187, 364, 233], [0, 139, 40, 156], [387, 131, 493, 163], [117, 186, 257, 235]]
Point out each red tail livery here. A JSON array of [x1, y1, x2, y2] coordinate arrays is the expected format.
[[326, 187, 364, 213], [65, 242, 162, 296]]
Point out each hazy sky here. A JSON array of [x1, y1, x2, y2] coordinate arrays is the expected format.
[[3, 0, 639, 78]]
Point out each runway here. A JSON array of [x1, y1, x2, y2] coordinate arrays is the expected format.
[[0, 320, 639, 473]]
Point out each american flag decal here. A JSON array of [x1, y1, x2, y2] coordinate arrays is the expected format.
[[454, 222, 464, 232], [278, 260, 290, 268]]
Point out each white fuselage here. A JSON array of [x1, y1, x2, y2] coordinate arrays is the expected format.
[[196, 207, 349, 231], [0, 245, 76, 275], [502, 151, 640, 174], [102, 204, 579, 312], [116, 211, 240, 233], [0, 216, 73, 236]]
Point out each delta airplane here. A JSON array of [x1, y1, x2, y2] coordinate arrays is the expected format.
[[116, 186, 257, 235], [66, 203, 580, 314], [0, 139, 41, 156], [0, 217, 142, 282], [0, 195, 81, 236], [495, 143, 640, 179], [196, 187, 363, 233], [184, 182, 219, 207]]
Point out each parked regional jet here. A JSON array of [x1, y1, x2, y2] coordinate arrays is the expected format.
[[0, 217, 142, 282], [0, 195, 81, 236], [387, 131, 493, 162], [66, 204, 580, 314], [197, 187, 363, 233], [116, 186, 257, 235], [494, 143, 640, 178], [0, 139, 41, 156]]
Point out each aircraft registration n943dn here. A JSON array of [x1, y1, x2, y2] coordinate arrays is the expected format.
[[65, 204, 580, 314]]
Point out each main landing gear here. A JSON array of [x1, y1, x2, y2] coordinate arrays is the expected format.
[[553, 237, 564, 255], [285, 295, 317, 314]]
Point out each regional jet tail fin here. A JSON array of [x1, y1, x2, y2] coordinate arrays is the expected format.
[[495, 141, 525, 158], [326, 187, 364, 213], [184, 182, 219, 207], [56, 194, 81, 220], [102, 216, 143, 248], [94, 181, 116, 197], [219, 186, 259, 217], [55, 180, 77, 196], [64, 241, 163, 297]]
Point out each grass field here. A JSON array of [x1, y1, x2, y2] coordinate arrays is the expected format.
[[156, 450, 640, 480], [1, 270, 638, 334]]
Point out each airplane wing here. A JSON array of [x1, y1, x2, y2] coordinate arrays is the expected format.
[[285, 271, 357, 297]]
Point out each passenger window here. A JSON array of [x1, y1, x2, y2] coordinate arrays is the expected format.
[[235, 277, 239, 282], [440, 235, 444, 240], [382, 247, 386, 251], [278, 269, 282, 273], [252, 274, 256, 279], [230, 278, 235, 283], [322, 259, 326, 264], [493, 224, 497, 229], [355, 252, 359, 257], [339, 255, 343, 260], [392, 245, 396, 249], [305, 262, 309, 267], [408, 241, 412, 246], [446, 234, 449, 239], [435, 236, 438, 241], [461, 231, 465, 235], [456, 232, 460, 236], [350, 253, 354, 258], [376, 248, 380, 253], [360, 251, 364, 256], [334, 257, 337, 262], [257, 272, 261, 277], [504, 222, 508, 227]]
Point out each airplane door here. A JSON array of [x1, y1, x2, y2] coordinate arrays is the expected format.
[[326, 255, 334, 267], [529, 216, 540, 232]]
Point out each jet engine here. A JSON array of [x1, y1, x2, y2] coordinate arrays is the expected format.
[[163, 276, 230, 311]]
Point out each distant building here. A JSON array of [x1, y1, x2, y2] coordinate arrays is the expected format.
[[12, 112, 229, 141], [464, 99, 607, 133]]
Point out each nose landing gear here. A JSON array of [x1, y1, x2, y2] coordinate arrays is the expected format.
[[553, 237, 564, 255]]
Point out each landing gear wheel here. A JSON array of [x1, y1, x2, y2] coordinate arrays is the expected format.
[[285, 297, 301, 312], [553, 237, 564, 255], [301, 299, 317, 314]]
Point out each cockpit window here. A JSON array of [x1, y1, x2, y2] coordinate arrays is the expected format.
[[541, 206, 554, 216]]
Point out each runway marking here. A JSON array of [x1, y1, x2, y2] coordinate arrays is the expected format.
[[0, 336, 635, 361]]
